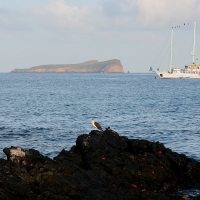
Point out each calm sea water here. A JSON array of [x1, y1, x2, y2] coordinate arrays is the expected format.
[[0, 72, 200, 161]]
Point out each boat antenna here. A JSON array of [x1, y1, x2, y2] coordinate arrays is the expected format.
[[169, 27, 173, 73], [191, 22, 196, 64]]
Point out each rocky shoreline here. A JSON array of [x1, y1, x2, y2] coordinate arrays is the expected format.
[[1, 129, 200, 199]]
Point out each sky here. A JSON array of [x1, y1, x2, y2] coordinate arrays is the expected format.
[[1, 0, 200, 73]]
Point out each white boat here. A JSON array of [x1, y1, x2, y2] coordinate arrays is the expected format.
[[151, 22, 200, 79]]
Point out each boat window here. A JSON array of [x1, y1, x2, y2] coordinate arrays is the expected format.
[[160, 74, 163, 77]]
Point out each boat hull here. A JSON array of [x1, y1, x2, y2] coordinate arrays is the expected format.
[[156, 71, 200, 79]]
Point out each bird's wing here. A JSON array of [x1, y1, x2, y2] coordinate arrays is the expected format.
[[94, 121, 103, 130]]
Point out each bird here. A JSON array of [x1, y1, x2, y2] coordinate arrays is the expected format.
[[91, 118, 103, 131]]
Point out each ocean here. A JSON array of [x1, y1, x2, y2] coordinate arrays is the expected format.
[[0, 72, 200, 161]]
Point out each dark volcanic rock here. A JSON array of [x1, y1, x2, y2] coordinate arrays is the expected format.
[[1, 130, 200, 199]]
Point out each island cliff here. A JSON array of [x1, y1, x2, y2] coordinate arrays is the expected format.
[[11, 59, 124, 73]]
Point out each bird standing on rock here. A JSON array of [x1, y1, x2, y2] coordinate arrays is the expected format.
[[91, 118, 103, 131]]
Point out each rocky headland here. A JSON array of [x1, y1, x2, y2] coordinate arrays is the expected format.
[[1, 129, 200, 200], [11, 59, 124, 73]]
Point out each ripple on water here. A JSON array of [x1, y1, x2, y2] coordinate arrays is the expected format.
[[0, 73, 200, 161]]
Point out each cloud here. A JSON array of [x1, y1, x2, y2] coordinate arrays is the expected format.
[[1, 0, 200, 34], [31, 0, 135, 33], [31, 0, 95, 31], [100, 1, 125, 17], [96, 0, 200, 30], [127, 0, 200, 28], [29, 0, 200, 44]]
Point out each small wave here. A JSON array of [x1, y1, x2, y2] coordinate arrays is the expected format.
[[176, 189, 200, 198], [0, 127, 6, 130]]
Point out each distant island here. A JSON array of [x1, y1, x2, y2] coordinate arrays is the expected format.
[[11, 59, 124, 73]]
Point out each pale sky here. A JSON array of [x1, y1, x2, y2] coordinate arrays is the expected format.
[[1, 0, 200, 73]]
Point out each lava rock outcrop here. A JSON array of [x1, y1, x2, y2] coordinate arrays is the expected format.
[[1, 130, 200, 199]]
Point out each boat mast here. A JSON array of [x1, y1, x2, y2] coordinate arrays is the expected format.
[[169, 27, 173, 72], [192, 22, 196, 63]]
